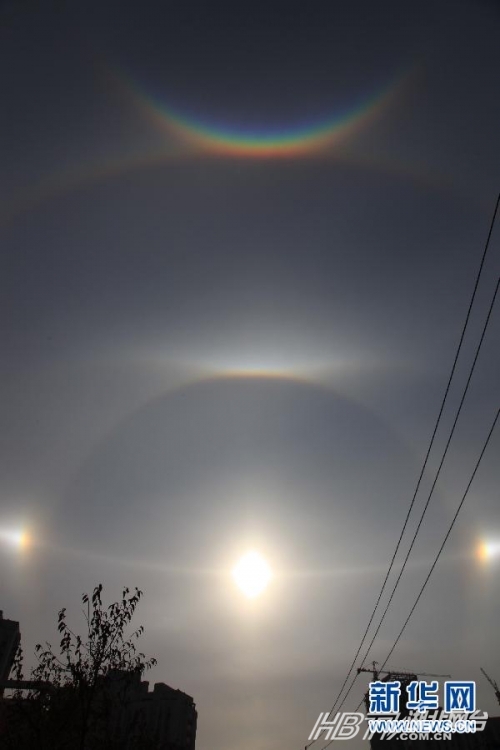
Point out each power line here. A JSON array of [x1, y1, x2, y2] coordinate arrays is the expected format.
[[378, 404, 500, 670], [327, 271, 499, 724], [304, 192, 500, 748], [353, 271, 499, 672], [351, 404, 500, 714]]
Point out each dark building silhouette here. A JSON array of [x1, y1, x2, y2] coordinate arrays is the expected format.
[[102, 671, 198, 750], [0, 612, 20, 697], [0, 611, 197, 749]]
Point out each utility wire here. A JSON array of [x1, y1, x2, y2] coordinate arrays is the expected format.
[[353, 271, 499, 673], [378, 405, 500, 671], [346, 265, 499, 710], [327, 266, 498, 724], [304, 192, 499, 748], [351, 404, 500, 714]]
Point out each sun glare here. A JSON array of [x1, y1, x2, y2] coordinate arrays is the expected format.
[[0, 528, 30, 551], [477, 540, 500, 563], [232, 551, 272, 598]]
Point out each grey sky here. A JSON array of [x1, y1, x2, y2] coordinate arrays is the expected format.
[[1, 2, 500, 749]]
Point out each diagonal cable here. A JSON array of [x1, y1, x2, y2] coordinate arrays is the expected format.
[[304, 192, 499, 748]]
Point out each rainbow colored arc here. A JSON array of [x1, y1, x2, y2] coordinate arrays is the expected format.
[[122, 70, 408, 159]]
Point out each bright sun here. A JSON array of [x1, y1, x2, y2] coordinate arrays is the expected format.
[[232, 551, 272, 598]]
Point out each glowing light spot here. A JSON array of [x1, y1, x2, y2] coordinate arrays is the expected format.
[[0, 528, 30, 551], [232, 551, 272, 598], [17, 530, 31, 550], [477, 540, 500, 562]]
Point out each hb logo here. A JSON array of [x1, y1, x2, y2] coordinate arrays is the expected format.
[[308, 712, 365, 741]]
